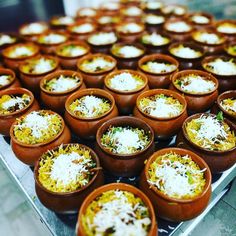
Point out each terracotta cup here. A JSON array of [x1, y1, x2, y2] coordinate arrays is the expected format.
[[0, 68, 21, 91], [140, 147, 212, 221]]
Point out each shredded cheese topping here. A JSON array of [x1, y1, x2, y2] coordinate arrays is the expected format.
[[52, 16, 74, 25], [118, 23, 143, 33], [123, 6, 142, 16], [166, 21, 192, 32], [38, 33, 66, 44], [44, 75, 80, 92], [191, 15, 209, 24], [69, 95, 111, 118], [148, 152, 206, 199], [20, 22, 47, 35], [139, 94, 183, 118], [217, 22, 236, 34], [193, 32, 222, 44], [8, 46, 34, 58], [108, 72, 144, 91], [141, 61, 176, 74], [145, 15, 165, 24], [78, 8, 96, 17], [220, 98, 236, 115], [146, 1, 163, 9], [142, 33, 170, 46], [88, 32, 117, 45], [82, 190, 151, 236], [204, 58, 236, 75], [171, 45, 202, 59], [0, 34, 16, 46], [71, 23, 94, 34], [57, 44, 87, 57], [115, 45, 144, 58], [0, 75, 11, 87], [175, 74, 216, 93]]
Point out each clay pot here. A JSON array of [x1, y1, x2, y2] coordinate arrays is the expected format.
[[133, 89, 188, 139], [163, 19, 193, 42], [34, 143, 104, 213], [224, 41, 236, 58], [143, 14, 166, 33], [120, 6, 143, 22], [2, 43, 40, 71], [67, 21, 97, 41], [170, 70, 218, 113], [36, 31, 69, 54], [10, 110, 71, 166], [142, 1, 163, 14], [111, 42, 145, 69], [19, 55, 59, 95], [161, 4, 188, 19], [168, 42, 205, 70], [215, 20, 236, 42], [115, 22, 145, 43], [0, 68, 21, 91], [96, 15, 121, 32], [0, 88, 39, 136], [191, 29, 226, 55], [98, 1, 121, 16], [140, 32, 171, 54], [87, 31, 118, 54], [95, 116, 155, 177], [201, 55, 236, 92], [139, 147, 212, 221], [40, 70, 86, 113], [77, 183, 158, 236], [211, 90, 236, 128], [138, 54, 179, 89], [0, 33, 19, 52], [176, 113, 236, 173], [65, 88, 118, 140], [55, 41, 90, 70], [19, 21, 49, 42], [77, 53, 117, 88], [104, 69, 149, 114], [187, 12, 214, 30], [76, 8, 97, 21]]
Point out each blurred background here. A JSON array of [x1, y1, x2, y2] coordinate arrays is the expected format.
[[0, 0, 236, 32]]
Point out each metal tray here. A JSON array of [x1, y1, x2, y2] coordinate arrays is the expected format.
[[0, 135, 235, 236]]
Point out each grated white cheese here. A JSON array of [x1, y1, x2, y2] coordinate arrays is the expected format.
[[123, 6, 142, 16], [194, 32, 221, 44], [119, 23, 143, 33], [9, 46, 34, 58], [50, 151, 91, 186], [143, 61, 176, 73], [142, 33, 169, 46], [47, 75, 79, 92], [109, 72, 144, 91], [81, 57, 115, 72], [191, 15, 209, 24], [33, 58, 53, 74], [63, 46, 87, 57], [221, 99, 236, 113], [54, 16, 74, 25], [15, 111, 51, 138], [166, 21, 191, 32], [98, 16, 112, 24], [2, 95, 30, 111], [178, 75, 216, 93], [72, 23, 94, 34], [217, 23, 236, 34], [145, 15, 165, 24], [174, 6, 185, 15], [146, 1, 163, 9], [101, 2, 119, 10], [74, 95, 107, 117], [171, 46, 202, 59], [0, 34, 15, 46], [20, 23, 47, 35], [78, 8, 96, 17], [88, 32, 117, 45], [0, 75, 11, 87], [118, 46, 143, 58], [40, 33, 66, 44], [148, 155, 206, 198], [204, 58, 236, 75], [90, 190, 151, 236]]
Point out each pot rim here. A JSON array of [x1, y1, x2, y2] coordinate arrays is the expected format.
[[163, 19, 193, 34], [0, 68, 16, 90], [10, 109, 66, 147], [104, 69, 148, 94], [65, 88, 116, 121], [40, 70, 84, 95], [187, 11, 214, 25], [77, 53, 117, 75], [34, 143, 102, 197], [136, 89, 187, 120], [138, 53, 179, 76], [215, 19, 236, 36], [182, 112, 236, 154], [171, 69, 219, 96], [96, 116, 155, 158], [19, 21, 49, 36], [0, 88, 35, 117], [143, 147, 212, 203], [77, 182, 157, 236]]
